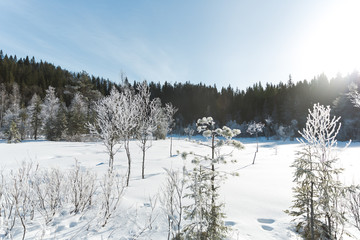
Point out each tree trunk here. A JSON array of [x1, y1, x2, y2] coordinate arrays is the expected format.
[[252, 133, 259, 164], [125, 140, 131, 187], [310, 181, 314, 240], [109, 145, 114, 171], [142, 140, 146, 179], [170, 135, 173, 157]]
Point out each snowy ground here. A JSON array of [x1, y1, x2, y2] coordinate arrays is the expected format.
[[0, 137, 359, 239]]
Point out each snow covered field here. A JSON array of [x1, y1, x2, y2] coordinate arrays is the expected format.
[[0, 138, 359, 239]]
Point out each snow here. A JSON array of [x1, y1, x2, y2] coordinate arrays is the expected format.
[[0, 137, 359, 239]]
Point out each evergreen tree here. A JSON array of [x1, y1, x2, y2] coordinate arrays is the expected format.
[[68, 92, 87, 139], [27, 93, 42, 140], [182, 117, 243, 239], [287, 104, 348, 239], [41, 86, 60, 141], [7, 120, 21, 143]]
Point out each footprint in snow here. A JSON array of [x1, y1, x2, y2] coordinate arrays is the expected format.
[[257, 218, 275, 224], [225, 221, 236, 226], [69, 222, 77, 228], [55, 225, 65, 232], [261, 225, 274, 231], [257, 218, 275, 232]]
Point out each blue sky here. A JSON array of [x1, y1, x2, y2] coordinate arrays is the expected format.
[[1, 0, 360, 90]]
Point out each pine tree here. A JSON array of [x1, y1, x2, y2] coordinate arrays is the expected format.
[[182, 117, 243, 239]]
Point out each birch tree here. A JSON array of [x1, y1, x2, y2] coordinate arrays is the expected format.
[[118, 86, 139, 186], [136, 81, 161, 179], [88, 87, 121, 171]]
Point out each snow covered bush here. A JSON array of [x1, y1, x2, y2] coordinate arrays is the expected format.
[[33, 168, 65, 225], [99, 171, 124, 227], [160, 168, 186, 240], [68, 161, 96, 214], [287, 103, 348, 240]]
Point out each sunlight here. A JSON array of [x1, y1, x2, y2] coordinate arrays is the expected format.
[[297, 0, 360, 78]]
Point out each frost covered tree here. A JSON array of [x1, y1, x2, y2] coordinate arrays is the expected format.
[[7, 120, 21, 143], [247, 121, 264, 164], [27, 93, 42, 140], [182, 117, 243, 239], [88, 87, 122, 171], [348, 83, 360, 108], [287, 103, 348, 239], [118, 86, 139, 186], [264, 116, 273, 140], [164, 103, 177, 157], [184, 123, 195, 140], [0, 83, 8, 129], [160, 168, 186, 240], [135, 81, 161, 179], [41, 86, 60, 141], [3, 83, 21, 135]]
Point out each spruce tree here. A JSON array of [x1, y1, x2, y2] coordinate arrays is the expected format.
[[27, 93, 42, 140], [287, 103, 348, 239]]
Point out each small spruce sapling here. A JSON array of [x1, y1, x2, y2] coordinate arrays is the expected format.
[[182, 117, 243, 239]]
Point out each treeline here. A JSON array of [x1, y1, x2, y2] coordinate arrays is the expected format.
[[0, 50, 359, 140]]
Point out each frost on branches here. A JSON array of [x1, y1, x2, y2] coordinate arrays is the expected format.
[[182, 117, 243, 239], [247, 121, 264, 164], [88, 87, 122, 171], [287, 103, 349, 240], [348, 83, 360, 108]]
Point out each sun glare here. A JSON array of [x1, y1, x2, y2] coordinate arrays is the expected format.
[[297, 0, 360, 79]]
